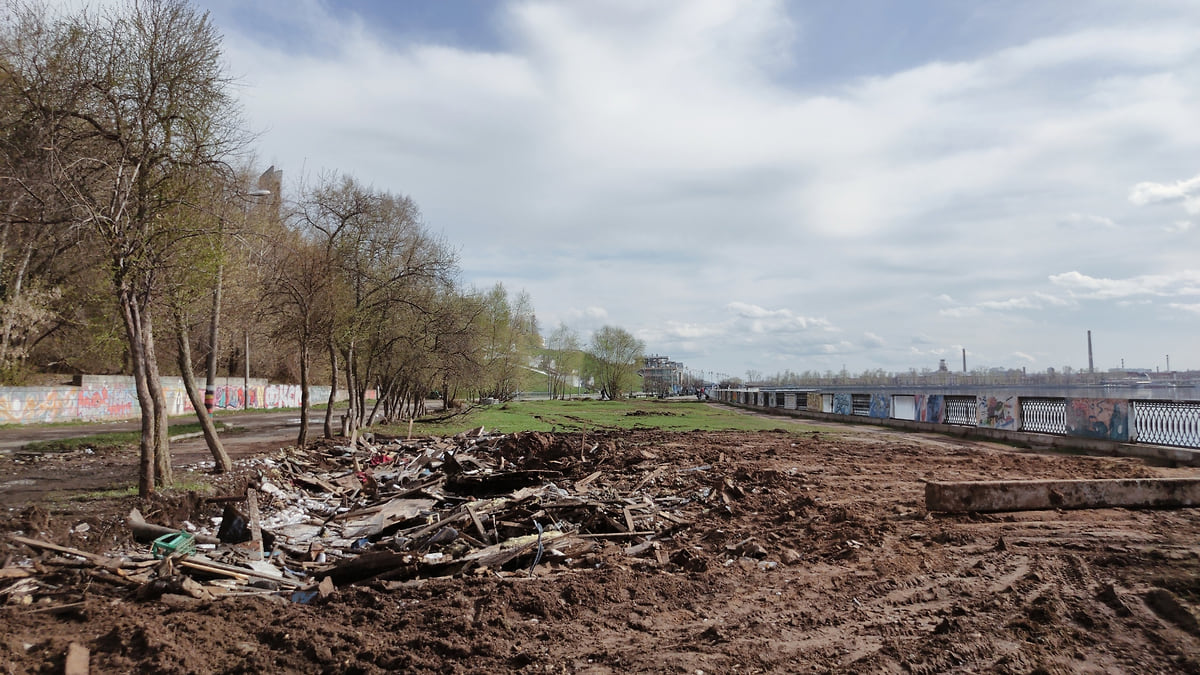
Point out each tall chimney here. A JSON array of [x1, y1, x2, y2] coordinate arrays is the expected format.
[[1087, 330, 1094, 374], [962, 348, 966, 373]]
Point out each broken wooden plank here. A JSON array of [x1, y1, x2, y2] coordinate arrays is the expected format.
[[465, 503, 490, 544], [8, 536, 122, 569], [178, 560, 250, 582], [574, 531, 655, 539], [247, 488, 264, 560], [926, 478, 1200, 513], [622, 506, 637, 533], [179, 557, 301, 587], [631, 466, 665, 492], [340, 498, 437, 539], [320, 550, 409, 586], [64, 642, 89, 675], [573, 471, 602, 492]]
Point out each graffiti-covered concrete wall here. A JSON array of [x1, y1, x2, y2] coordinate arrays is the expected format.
[[717, 388, 1149, 447], [0, 376, 336, 425]]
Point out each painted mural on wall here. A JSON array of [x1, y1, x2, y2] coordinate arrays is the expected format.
[[869, 393, 890, 418], [833, 393, 852, 415], [807, 393, 822, 410], [913, 394, 944, 423], [979, 394, 1018, 429], [1065, 398, 1129, 441]]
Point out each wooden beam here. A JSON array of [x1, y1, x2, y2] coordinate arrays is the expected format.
[[64, 642, 89, 675], [8, 536, 120, 569], [926, 478, 1200, 513]]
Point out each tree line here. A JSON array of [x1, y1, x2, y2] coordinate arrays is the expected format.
[[0, 0, 646, 496]]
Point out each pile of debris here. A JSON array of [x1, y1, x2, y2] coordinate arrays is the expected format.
[[2, 428, 752, 607]]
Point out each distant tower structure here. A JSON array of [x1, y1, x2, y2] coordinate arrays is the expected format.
[[1087, 330, 1094, 374], [257, 166, 283, 220], [962, 349, 966, 373], [938, 359, 948, 372]]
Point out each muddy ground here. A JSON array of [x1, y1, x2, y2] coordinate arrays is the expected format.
[[2, 419, 1200, 674]]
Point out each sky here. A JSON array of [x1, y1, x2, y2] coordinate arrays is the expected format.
[[186, 0, 1199, 379]]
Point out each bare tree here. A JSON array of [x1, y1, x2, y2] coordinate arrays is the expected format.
[[1, 0, 246, 494], [290, 173, 456, 442], [262, 231, 334, 447]]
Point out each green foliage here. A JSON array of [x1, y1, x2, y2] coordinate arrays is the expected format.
[[539, 322, 582, 399], [474, 282, 539, 401], [586, 325, 644, 399]]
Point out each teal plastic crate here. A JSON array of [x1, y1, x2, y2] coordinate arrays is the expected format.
[[151, 531, 196, 559]]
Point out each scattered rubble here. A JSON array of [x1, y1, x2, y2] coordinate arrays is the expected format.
[[1, 428, 765, 607], [3, 427, 1200, 673]]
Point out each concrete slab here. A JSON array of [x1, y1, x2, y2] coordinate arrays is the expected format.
[[925, 478, 1200, 513]]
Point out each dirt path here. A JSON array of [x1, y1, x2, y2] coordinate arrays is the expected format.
[[3, 424, 1200, 673], [0, 411, 333, 505]]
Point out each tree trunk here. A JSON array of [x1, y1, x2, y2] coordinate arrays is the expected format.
[[143, 310, 171, 487], [344, 343, 359, 446], [174, 309, 231, 472], [119, 289, 156, 496], [297, 340, 310, 447], [0, 243, 33, 367], [323, 342, 337, 438], [365, 376, 389, 426]]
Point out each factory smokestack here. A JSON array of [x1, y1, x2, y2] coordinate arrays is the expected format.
[[962, 348, 966, 373], [1087, 330, 1094, 374]]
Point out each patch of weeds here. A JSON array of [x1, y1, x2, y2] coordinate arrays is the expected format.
[[64, 485, 139, 501]]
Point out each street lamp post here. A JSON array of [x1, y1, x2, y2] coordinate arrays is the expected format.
[[244, 329, 250, 410], [204, 187, 270, 416]]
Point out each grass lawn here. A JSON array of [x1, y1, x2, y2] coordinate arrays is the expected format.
[[375, 399, 825, 437]]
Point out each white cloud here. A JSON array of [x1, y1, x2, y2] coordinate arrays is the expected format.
[[205, 0, 1200, 375], [726, 302, 835, 333], [979, 297, 1041, 311], [1049, 270, 1200, 298], [1130, 173, 1200, 213], [1169, 303, 1200, 315]]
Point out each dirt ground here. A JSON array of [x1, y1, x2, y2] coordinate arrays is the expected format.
[[2, 420, 1200, 674]]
